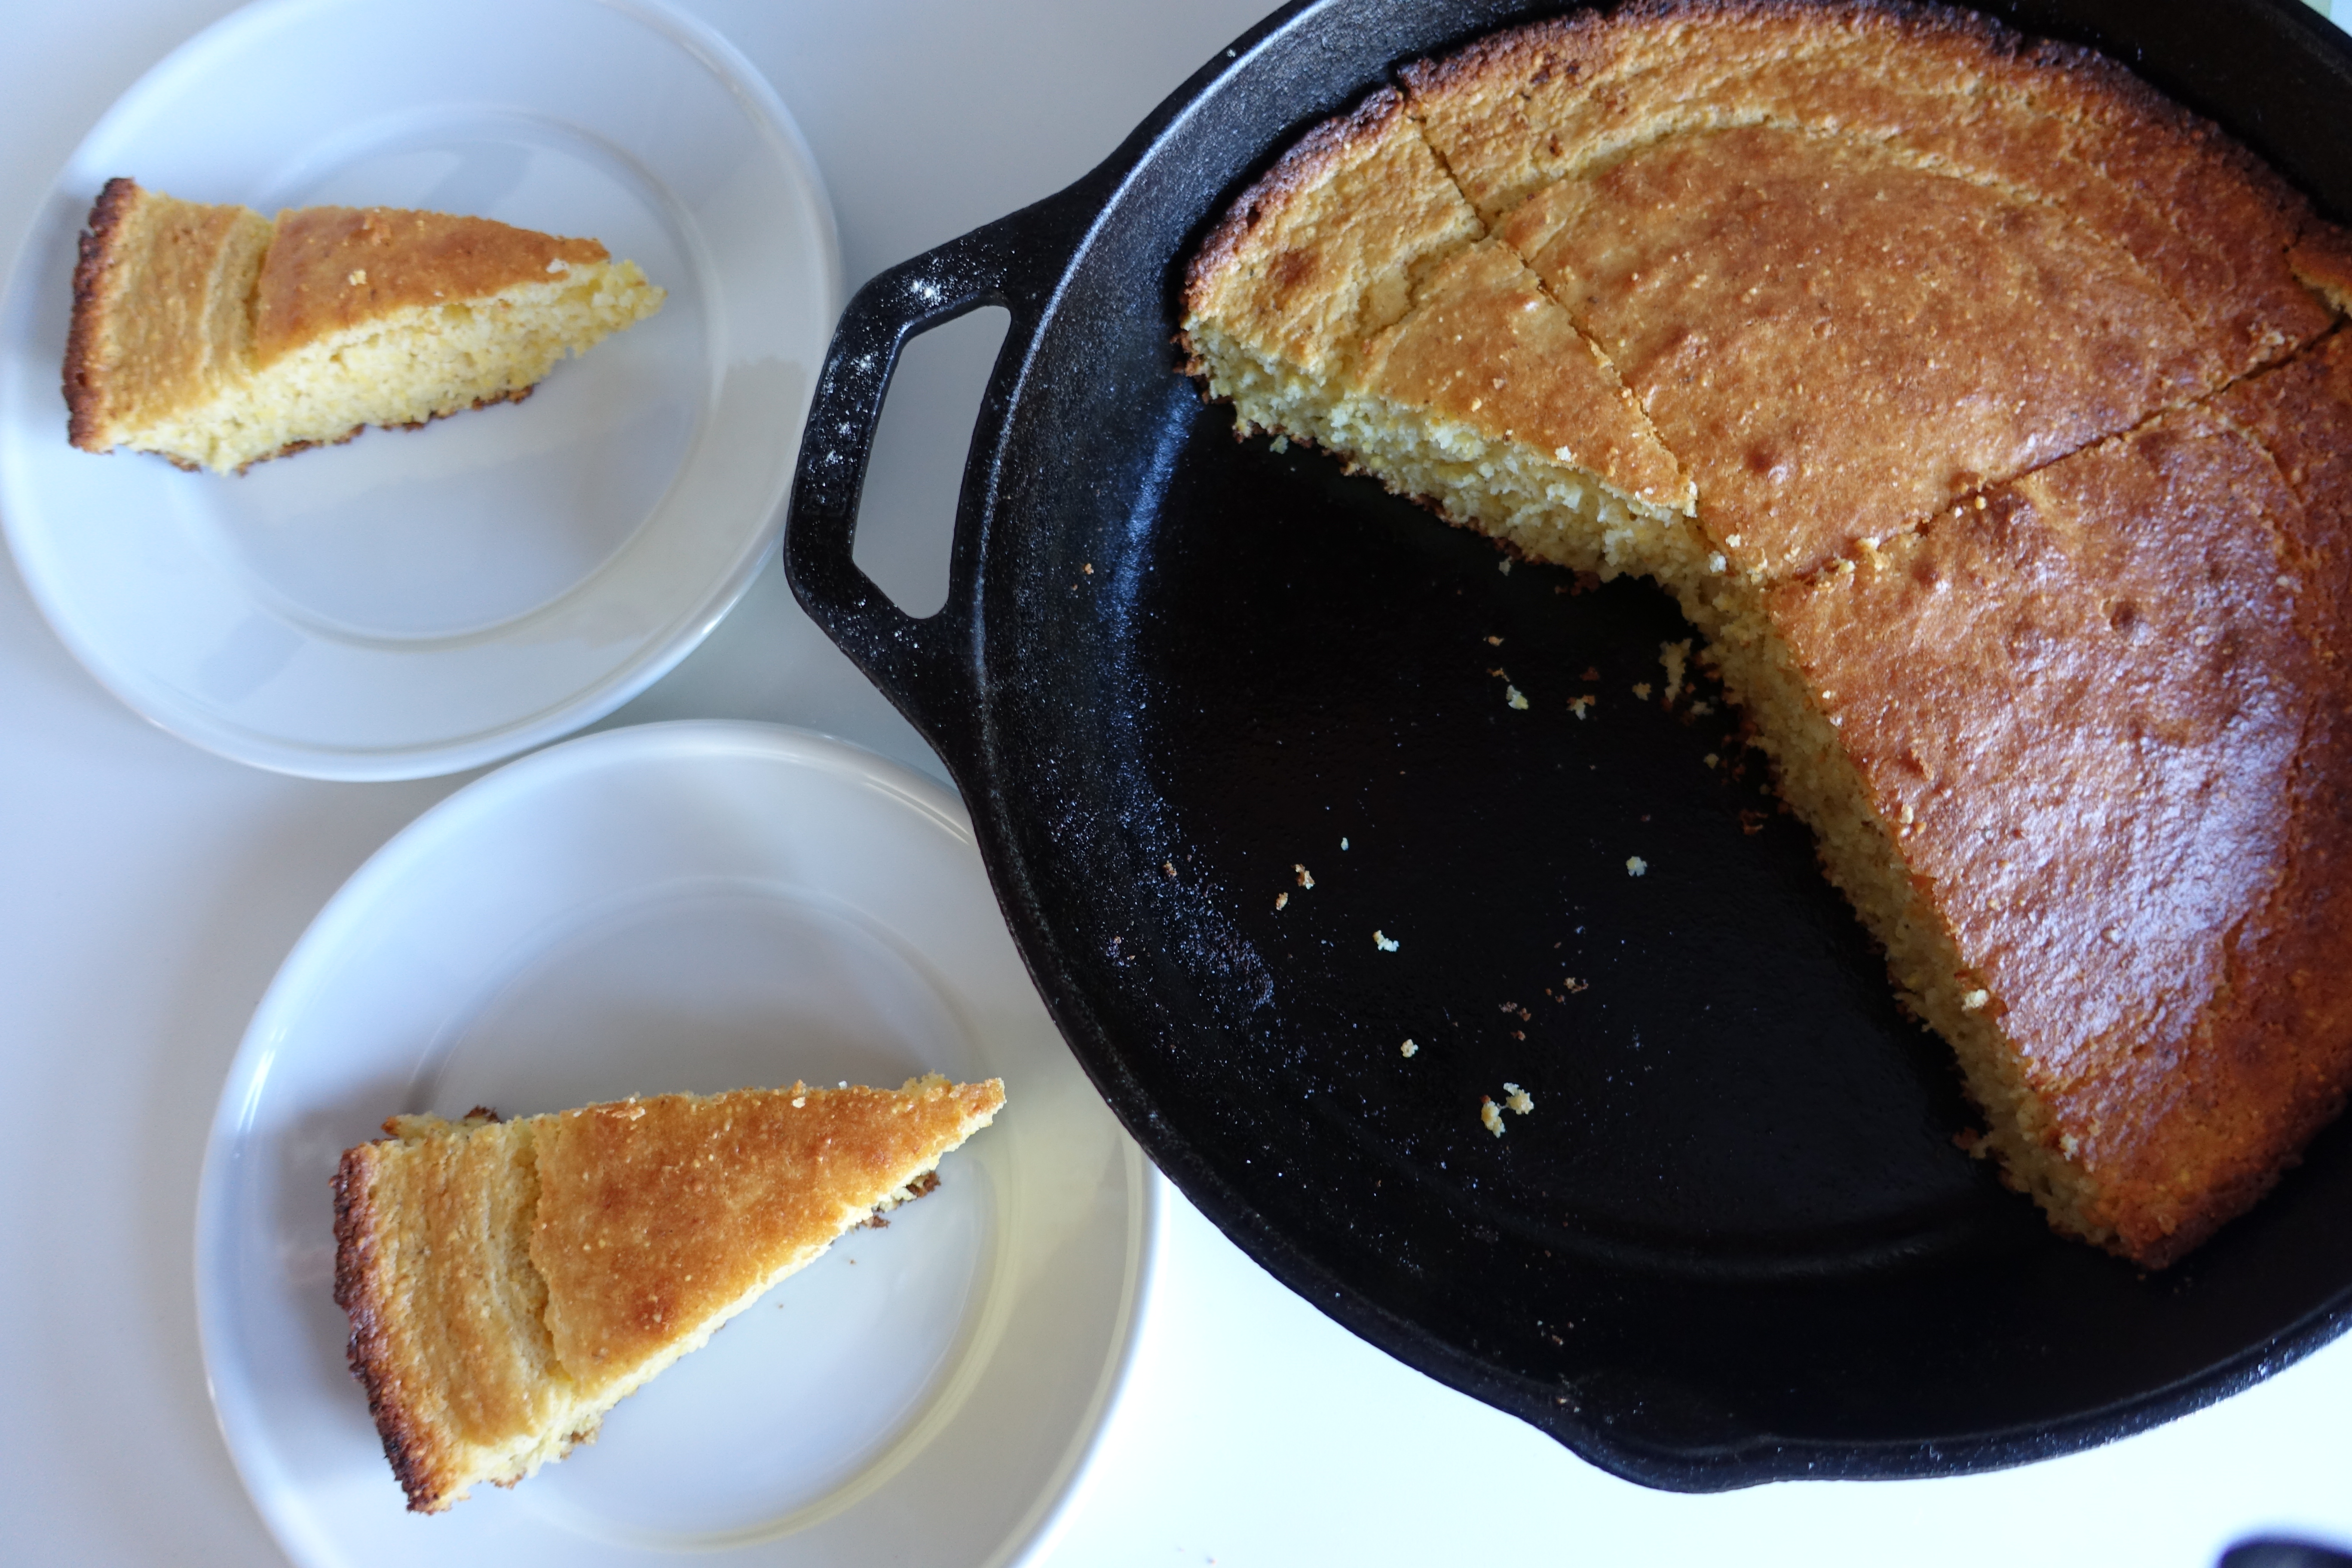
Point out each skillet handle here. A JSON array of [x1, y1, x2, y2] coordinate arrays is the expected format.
[[782, 194, 1090, 782]]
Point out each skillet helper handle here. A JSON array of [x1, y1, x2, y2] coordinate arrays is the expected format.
[[783, 196, 1086, 779]]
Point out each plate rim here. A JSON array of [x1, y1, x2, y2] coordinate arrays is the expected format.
[[191, 717, 1161, 1567], [0, 0, 845, 781]]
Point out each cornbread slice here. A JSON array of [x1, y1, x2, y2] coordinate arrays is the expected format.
[[1763, 334, 2352, 1265], [64, 178, 664, 473], [1181, 87, 1694, 581], [330, 1075, 1004, 1512], [1179, 1, 2352, 1265]]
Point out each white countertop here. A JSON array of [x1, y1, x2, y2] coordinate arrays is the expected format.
[[6, 2, 2352, 1563]]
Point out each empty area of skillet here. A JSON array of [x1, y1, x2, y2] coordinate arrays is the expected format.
[[980, 375, 2352, 1482]]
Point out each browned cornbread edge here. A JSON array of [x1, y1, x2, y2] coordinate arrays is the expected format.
[[331, 1134, 459, 1513], [62, 176, 144, 453], [1178, 86, 1414, 362]]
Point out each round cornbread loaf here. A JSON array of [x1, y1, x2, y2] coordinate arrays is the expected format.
[[1179, 0, 2352, 1267]]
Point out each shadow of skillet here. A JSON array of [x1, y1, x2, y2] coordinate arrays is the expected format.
[[2220, 1541, 2352, 1568]]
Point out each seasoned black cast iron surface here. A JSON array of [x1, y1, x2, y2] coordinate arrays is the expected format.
[[783, 0, 2352, 1488]]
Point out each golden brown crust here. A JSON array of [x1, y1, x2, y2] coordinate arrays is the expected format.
[[1507, 117, 2224, 577], [62, 177, 144, 451], [1403, 0, 2325, 288], [331, 1140, 458, 1511], [1180, 87, 1414, 338], [253, 206, 606, 369], [1179, 86, 1485, 391], [1179, 83, 1686, 511], [1362, 237, 1688, 510], [1397, 0, 2347, 577], [1764, 334, 2352, 1266], [531, 1078, 1005, 1393], [2289, 225, 2352, 318]]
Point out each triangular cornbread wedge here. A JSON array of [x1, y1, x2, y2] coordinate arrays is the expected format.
[[64, 178, 663, 472], [330, 1074, 1004, 1513]]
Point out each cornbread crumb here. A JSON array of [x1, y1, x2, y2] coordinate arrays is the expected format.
[[1660, 640, 1691, 702], [1632, 683, 1653, 701], [1569, 695, 1595, 720], [1275, 891, 1289, 910], [1480, 1098, 1506, 1136], [1400, 1039, 1419, 1057], [1504, 1084, 1535, 1114], [1626, 856, 1648, 877], [1295, 864, 1315, 888], [1374, 930, 1400, 951], [1506, 685, 1528, 709]]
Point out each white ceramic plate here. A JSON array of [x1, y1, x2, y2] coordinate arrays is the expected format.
[[196, 722, 1156, 1568], [0, 0, 841, 779]]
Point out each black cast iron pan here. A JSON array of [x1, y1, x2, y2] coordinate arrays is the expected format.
[[782, 0, 2352, 1490]]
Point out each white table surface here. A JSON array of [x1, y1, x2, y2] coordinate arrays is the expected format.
[[6, 2, 2352, 1564]]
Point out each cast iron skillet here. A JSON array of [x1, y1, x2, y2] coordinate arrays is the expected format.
[[784, 0, 2352, 1490]]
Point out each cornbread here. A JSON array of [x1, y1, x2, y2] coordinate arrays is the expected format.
[[330, 1075, 1004, 1512], [64, 178, 664, 472], [1179, 0, 2352, 1266]]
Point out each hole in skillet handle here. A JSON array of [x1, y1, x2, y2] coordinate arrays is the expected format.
[[855, 308, 1013, 621], [781, 193, 1091, 786]]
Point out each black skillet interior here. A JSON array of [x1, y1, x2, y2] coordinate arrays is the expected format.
[[783, 0, 2352, 1489]]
